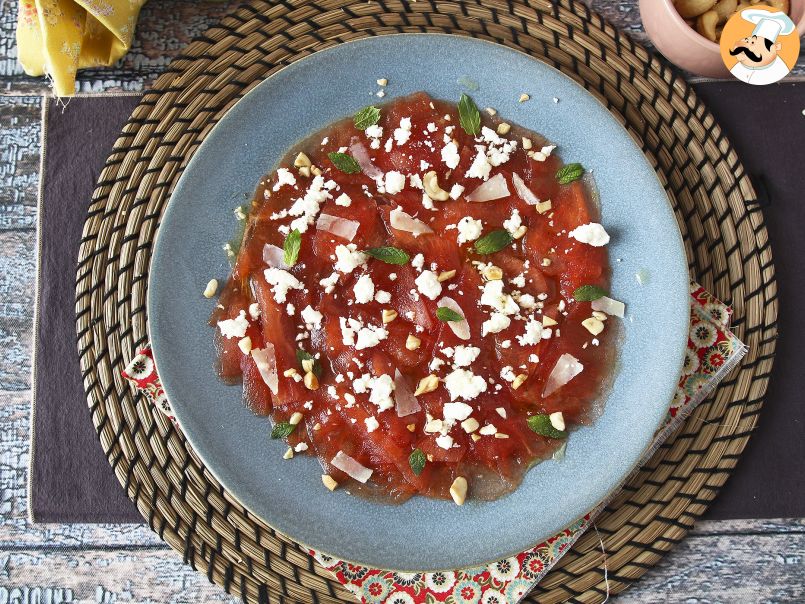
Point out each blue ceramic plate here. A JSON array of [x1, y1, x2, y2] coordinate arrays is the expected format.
[[149, 34, 689, 571]]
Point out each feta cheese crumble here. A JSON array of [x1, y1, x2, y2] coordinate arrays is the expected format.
[[263, 268, 303, 303], [353, 274, 375, 304], [456, 216, 483, 244], [334, 244, 368, 274], [272, 168, 297, 191], [384, 171, 406, 195], [480, 280, 520, 315], [441, 141, 461, 169], [415, 270, 442, 300], [452, 345, 481, 368], [569, 222, 610, 247], [482, 312, 511, 336], [444, 369, 488, 401], [217, 310, 249, 339], [300, 305, 323, 329]]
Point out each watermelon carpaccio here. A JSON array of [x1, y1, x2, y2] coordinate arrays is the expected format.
[[210, 92, 621, 505]]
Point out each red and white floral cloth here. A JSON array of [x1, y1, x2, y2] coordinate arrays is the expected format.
[[123, 282, 745, 604]]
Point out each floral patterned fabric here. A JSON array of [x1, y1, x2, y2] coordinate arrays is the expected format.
[[122, 282, 745, 603], [16, 0, 147, 96]]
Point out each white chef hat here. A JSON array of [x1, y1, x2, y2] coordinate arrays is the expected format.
[[742, 8, 796, 42]]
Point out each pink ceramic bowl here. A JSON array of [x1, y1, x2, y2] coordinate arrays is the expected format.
[[640, 0, 805, 78]]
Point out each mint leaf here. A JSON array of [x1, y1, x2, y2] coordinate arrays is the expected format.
[[436, 307, 464, 322], [527, 415, 567, 439], [271, 421, 296, 439], [409, 448, 426, 476], [556, 163, 585, 184], [458, 93, 481, 136], [328, 152, 361, 174], [296, 349, 323, 377], [364, 246, 410, 265], [354, 106, 381, 130], [474, 229, 513, 255], [283, 228, 302, 266], [573, 285, 607, 302]]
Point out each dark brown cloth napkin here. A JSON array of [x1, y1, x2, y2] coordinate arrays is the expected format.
[[30, 83, 804, 524]]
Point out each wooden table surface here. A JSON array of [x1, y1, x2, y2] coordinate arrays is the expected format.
[[1, 1, 803, 602]]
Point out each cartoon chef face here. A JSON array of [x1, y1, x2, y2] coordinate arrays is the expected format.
[[729, 34, 782, 68]]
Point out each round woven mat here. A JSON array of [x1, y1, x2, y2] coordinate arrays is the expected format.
[[76, 1, 777, 602]]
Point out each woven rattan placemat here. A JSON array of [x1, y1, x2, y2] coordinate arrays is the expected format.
[[75, 1, 777, 602]]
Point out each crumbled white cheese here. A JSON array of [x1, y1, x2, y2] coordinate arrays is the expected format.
[[374, 290, 391, 304], [356, 324, 388, 350], [365, 124, 383, 150], [518, 294, 537, 310], [286, 303, 295, 316], [217, 310, 249, 339], [427, 122, 438, 133], [456, 216, 483, 244], [384, 171, 406, 194], [465, 146, 492, 180], [569, 223, 610, 247], [353, 274, 375, 304], [320, 272, 339, 293], [335, 193, 352, 207], [511, 273, 526, 289], [263, 268, 304, 303], [409, 174, 423, 189], [415, 270, 442, 300], [449, 184, 465, 200], [429, 357, 446, 372], [500, 366, 516, 382], [421, 193, 435, 210], [300, 305, 323, 329], [444, 368, 488, 401], [516, 318, 543, 346], [364, 416, 380, 433], [531, 145, 557, 162], [441, 142, 461, 169], [248, 302, 261, 320], [503, 209, 522, 234], [412, 253, 425, 271], [480, 280, 520, 315], [443, 401, 474, 423], [481, 312, 511, 336], [287, 175, 332, 233], [452, 345, 481, 368], [334, 244, 368, 274], [367, 374, 395, 411], [479, 424, 498, 436], [273, 168, 297, 191], [393, 117, 412, 146], [435, 434, 454, 450]]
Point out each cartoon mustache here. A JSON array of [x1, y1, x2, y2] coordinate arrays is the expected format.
[[730, 45, 763, 63]]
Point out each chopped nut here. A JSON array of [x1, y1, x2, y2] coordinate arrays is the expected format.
[[485, 107, 497, 116], [582, 317, 605, 336], [238, 336, 253, 355], [284, 368, 299, 378], [496, 122, 511, 135], [313, 422, 322, 431], [518, 93, 530, 103], [414, 374, 440, 396], [294, 152, 312, 168], [406, 334, 422, 351], [377, 78, 388, 86], [482, 265, 503, 281], [301, 359, 315, 373], [423, 171, 450, 201], [495, 407, 507, 419], [535, 200, 552, 214], [289, 412, 304, 426], [321, 474, 338, 491], [298, 166, 311, 178], [303, 371, 319, 390], [203, 279, 218, 298], [511, 374, 528, 390], [541, 258, 552, 267], [406, 423, 416, 432], [424, 418, 444, 433], [542, 315, 558, 327], [522, 137, 533, 150], [592, 310, 608, 321], [283, 447, 294, 460], [461, 417, 480, 433], [426, 454, 434, 462], [494, 433, 510, 439], [310, 165, 322, 176], [471, 433, 482, 442], [479, 424, 498, 436], [437, 269, 457, 282], [549, 411, 565, 431], [512, 225, 527, 239], [450, 476, 468, 505], [382, 309, 398, 324]]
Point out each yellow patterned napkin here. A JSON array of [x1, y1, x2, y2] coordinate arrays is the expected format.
[[16, 0, 148, 97]]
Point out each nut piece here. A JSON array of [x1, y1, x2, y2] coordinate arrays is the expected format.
[[437, 269, 457, 282], [675, 0, 716, 19], [511, 374, 528, 390], [696, 9, 719, 41], [549, 411, 565, 431], [522, 137, 533, 150], [321, 474, 338, 491], [289, 411, 304, 426], [294, 152, 312, 168], [283, 447, 294, 460], [313, 422, 322, 431], [301, 358, 315, 373], [461, 417, 480, 433], [592, 310, 608, 321], [541, 258, 552, 267], [496, 122, 512, 135], [714, 0, 737, 22], [303, 371, 319, 390], [310, 165, 322, 176], [471, 433, 482, 442], [238, 336, 253, 355], [284, 368, 299, 378], [406, 334, 422, 351], [494, 433, 510, 439], [482, 265, 503, 281], [406, 423, 416, 432], [512, 225, 527, 240], [542, 315, 558, 327], [581, 317, 605, 336], [414, 374, 440, 396], [298, 166, 311, 178], [422, 171, 450, 201], [518, 93, 530, 103], [377, 78, 388, 86], [450, 476, 468, 506], [535, 200, 552, 214], [203, 278, 218, 298], [382, 309, 399, 324], [485, 107, 497, 116]]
